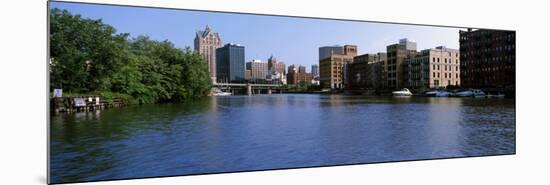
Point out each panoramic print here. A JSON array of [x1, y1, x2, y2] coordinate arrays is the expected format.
[[48, 1, 516, 184]]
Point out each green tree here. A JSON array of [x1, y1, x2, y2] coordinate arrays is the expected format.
[[50, 8, 128, 92], [50, 8, 212, 104]]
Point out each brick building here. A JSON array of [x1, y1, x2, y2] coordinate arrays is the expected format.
[[459, 29, 515, 91]]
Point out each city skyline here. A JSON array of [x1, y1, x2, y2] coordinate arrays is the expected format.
[[51, 2, 462, 68]]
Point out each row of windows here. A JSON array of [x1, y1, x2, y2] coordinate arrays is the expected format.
[[462, 44, 515, 55], [432, 57, 459, 64], [432, 65, 459, 71], [462, 67, 514, 74], [432, 72, 459, 79], [460, 33, 514, 41], [461, 56, 515, 64]]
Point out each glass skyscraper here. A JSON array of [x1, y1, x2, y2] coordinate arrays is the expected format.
[[216, 43, 245, 83]]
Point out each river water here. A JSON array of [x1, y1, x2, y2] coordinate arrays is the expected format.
[[50, 94, 515, 183]]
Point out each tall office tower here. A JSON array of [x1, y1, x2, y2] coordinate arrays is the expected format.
[[216, 43, 245, 83], [194, 25, 222, 83], [311, 64, 319, 77], [319, 46, 344, 60], [267, 55, 286, 75]]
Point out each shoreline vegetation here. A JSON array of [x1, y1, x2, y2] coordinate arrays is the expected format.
[[49, 8, 212, 105]]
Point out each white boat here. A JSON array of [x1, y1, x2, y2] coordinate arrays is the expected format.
[[212, 88, 232, 96], [392, 88, 413, 96], [425, 90, 451, 97], [454, 89, 486, 97]]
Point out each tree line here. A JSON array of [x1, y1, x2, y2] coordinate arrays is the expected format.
[[49, 8, 212, 104]]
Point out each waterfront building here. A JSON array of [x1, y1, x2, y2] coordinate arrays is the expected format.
[[459, 29, 515, 91], [311, 76, 320, 85], [194, 25, 222, 83], [266, 69, 287, 84], [311, 64, 319, 77], [319, 45, 357, 89], [404, 46, 460, 89], [287, 64, 314, 85], [288, 64, 299, 74], [246, 59, 269, 82], [215, 43, 245, 83], [348, 53, 387, 89], [268, 55, 286, 75], [385, 39, 418, 89], [319, 46, 344, 60], [245, 69, 252, 81]]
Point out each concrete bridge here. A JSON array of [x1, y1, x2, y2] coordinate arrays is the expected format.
[[213, 83, 285, 95]]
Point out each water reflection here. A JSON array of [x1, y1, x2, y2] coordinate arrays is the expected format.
[[50, 95, 515, 183]]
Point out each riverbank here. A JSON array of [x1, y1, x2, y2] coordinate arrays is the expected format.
[[49, 91, 212, 113], [283, 88, 515, 98], [50, 96, 128, 113]]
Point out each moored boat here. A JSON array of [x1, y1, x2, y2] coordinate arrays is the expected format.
[[425, 90, 451, 97], [212, 88, 232, 96], [454, 89, 486, 97], [392, 88, 413, 97]]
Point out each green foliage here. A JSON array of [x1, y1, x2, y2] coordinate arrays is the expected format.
[[49, 8, 212, 104], [286, 82, 320, 92]]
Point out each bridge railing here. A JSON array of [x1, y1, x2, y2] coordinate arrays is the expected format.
[[214, 83, 283, 87]]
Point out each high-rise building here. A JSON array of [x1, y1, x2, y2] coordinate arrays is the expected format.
[[311, 64, 319, 77], [215, 43, 245, 83], [246, 59, 269, 82], [194, 25, 222, 83], [319, 45, 357, 89], [288, 64, 299, 74], [385, 39, 418, 89], [298, 66, 306, 73], [348, 53, 387, 89], [245, 70, 252, 81], [267, 55, 286, 75], [404, 46, 460, 89], [319, 46, 344, 60], [459, 29, 515, 91], [399, 38, 417, 51], [287, 64, 313, 85]]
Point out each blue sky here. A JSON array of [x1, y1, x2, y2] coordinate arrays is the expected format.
[[51, 2, 462, 72]]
